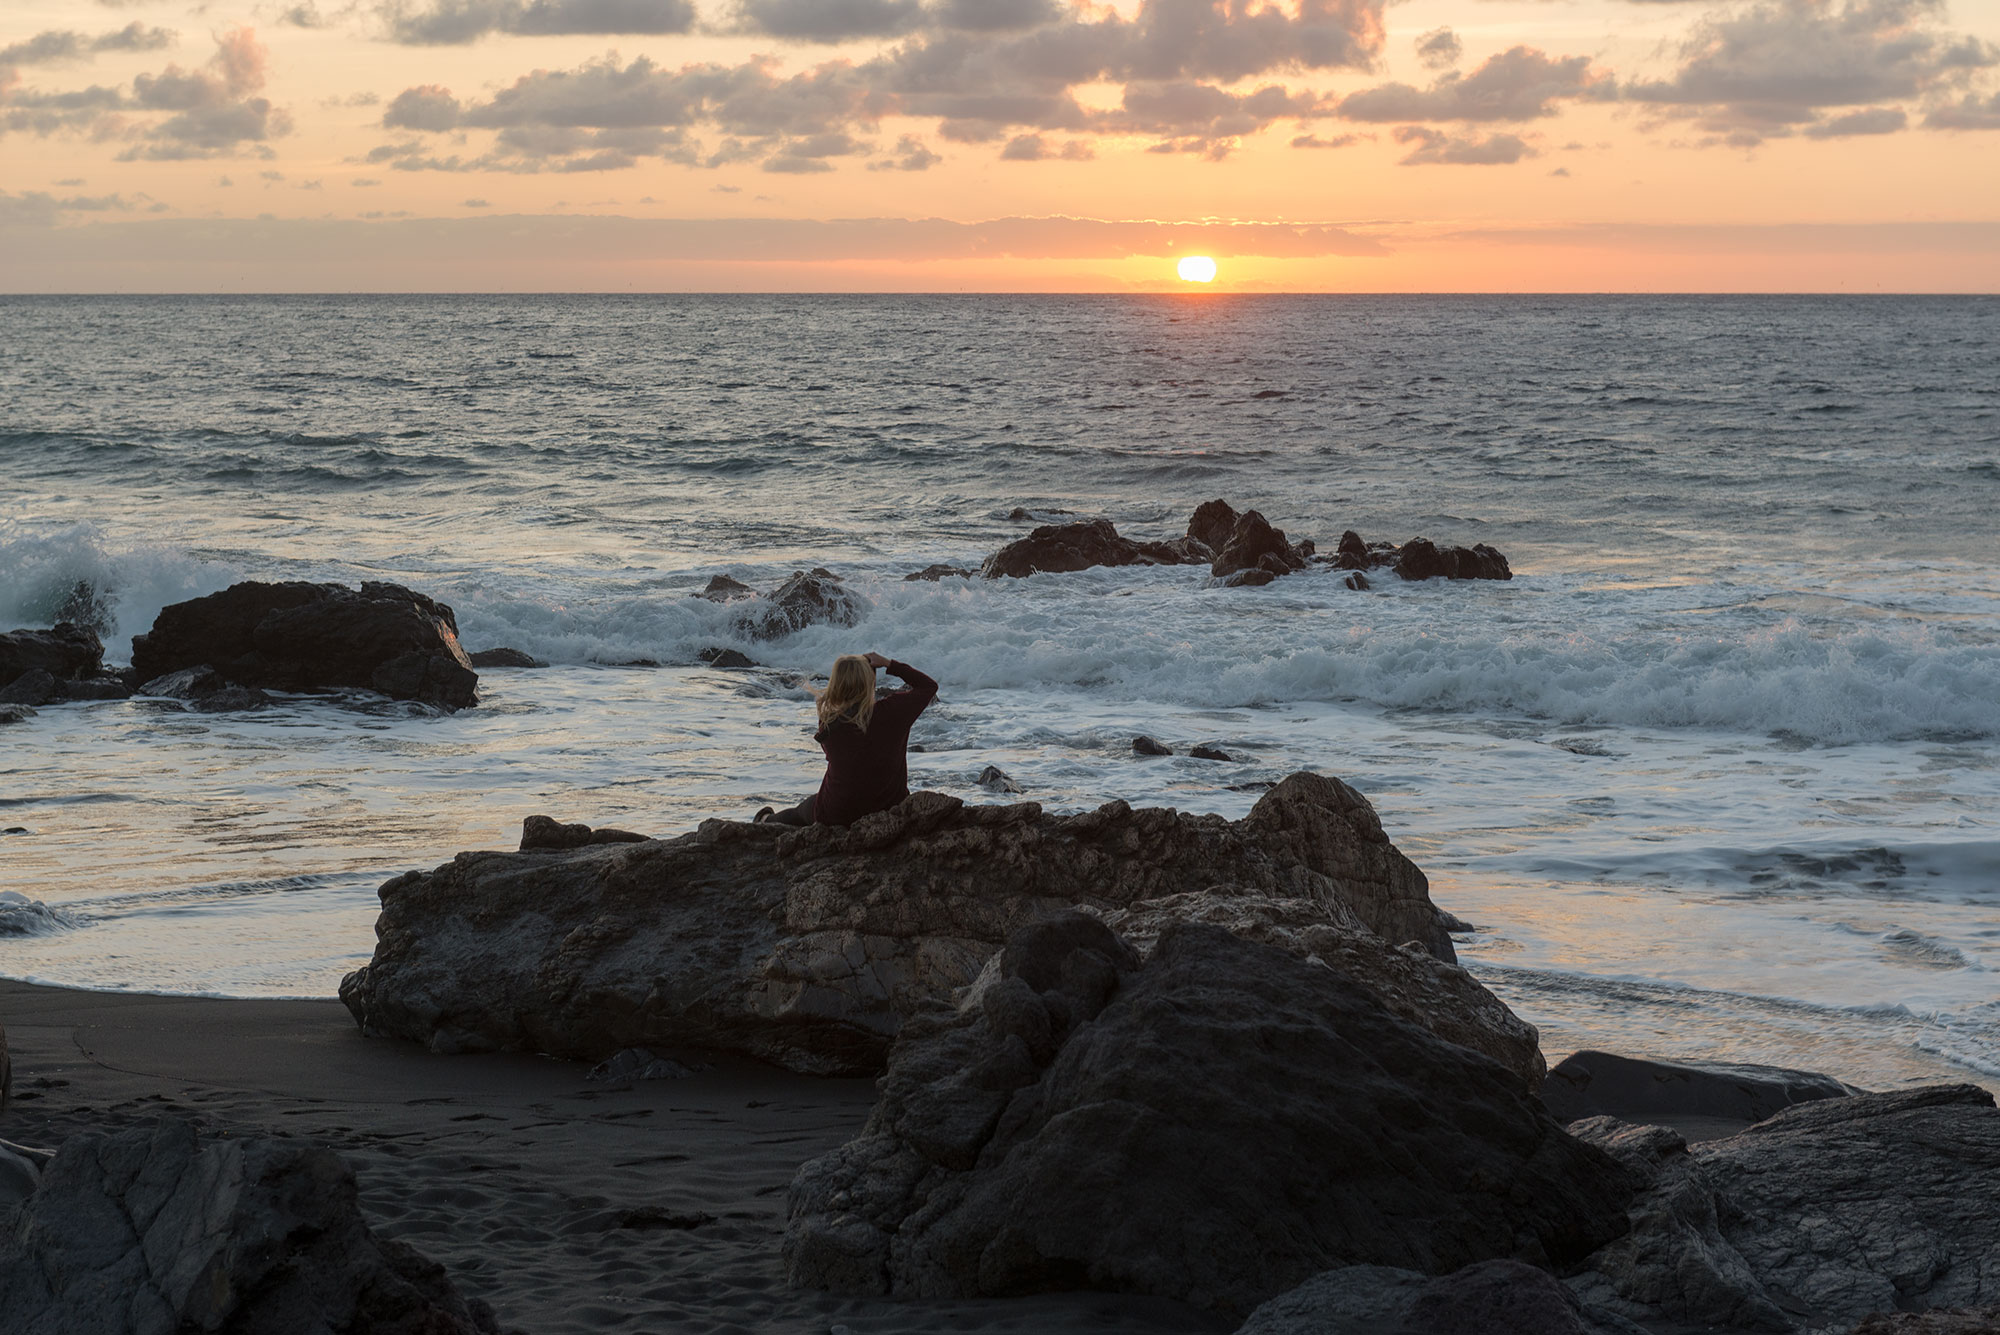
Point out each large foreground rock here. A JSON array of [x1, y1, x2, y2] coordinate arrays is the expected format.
[[130, 580, 477, 710], [0, 1119, 504, 1335], [1092, 890, 1545, 1087], [339, 772, 1454, 1075], [1237, 1260, 1647, 1335], [0, 622, 103, 690], [783, 919, 1633, 1316], [1569, 1085, 2000, 1332]]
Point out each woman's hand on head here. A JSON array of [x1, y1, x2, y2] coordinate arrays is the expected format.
[[863, 652, 890, 669]]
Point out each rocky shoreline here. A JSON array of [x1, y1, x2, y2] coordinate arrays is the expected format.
[[6, 775, 2000, 1332]]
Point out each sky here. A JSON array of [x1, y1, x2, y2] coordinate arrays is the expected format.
[[2, 0, 1998, 291]]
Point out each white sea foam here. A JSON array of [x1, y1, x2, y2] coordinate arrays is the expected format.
[[0, 523, 235, 662]]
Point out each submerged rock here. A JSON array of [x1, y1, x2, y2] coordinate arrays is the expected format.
[[976, 765, 1021, 793], [783, 918, 1632, 1315], [469, 647, 544, 668], [339, 772, 1453, 1075], [0, 704, 35, 725], [693, 574, 756, 602], [697, 646, 757, 669], [1188, 744, 1234, 761], [1569, 1084, 2000, 1332], [1131, 734, 1172, 755], [904, 564, 975, 582], [0, 622, 103, 691], [131, 581, 478, 710], [0, 1119, 504, 1335]]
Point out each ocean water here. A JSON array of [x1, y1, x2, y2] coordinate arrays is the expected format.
[[3, 294, 1997, 1093]]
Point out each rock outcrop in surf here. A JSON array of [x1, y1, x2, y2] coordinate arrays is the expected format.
[[131, 580, 479, 710], [971, 499, 1510, 586], [338, 773, 1476, 1078], [782, 916, 1633, 1316], [0, 623, 111, 704]]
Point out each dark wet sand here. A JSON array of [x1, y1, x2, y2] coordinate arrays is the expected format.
[[0, 979, 1226, 1335]]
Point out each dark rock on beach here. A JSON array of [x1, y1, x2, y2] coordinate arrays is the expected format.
[[131, 581, 479, 710], [0, 668, 58, 707], [139, 664, 274, 712], [58, 675, 131, 701], [339, 773, 1453, 1075], [0, 622, 103, 690], [782, 918, 1632, 1315], [519, 814, 650, 851], [1542, 1049, 1863, 1129], [1238, 1259, 1647, 1335], [0, 1119, 504, 1335], [1569, 1084, 2000, 1333], [469, 647, 545, 668]]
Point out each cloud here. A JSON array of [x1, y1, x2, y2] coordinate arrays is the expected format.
[[1291, 131, 1357, 147], [1393, 125, 1533, 164], [276, 3, 336, 27], [383, 84, 462, 129], [2, 27, 290, 157], [362, 2, 1393, 171], [1624, 0, 1997, 143], [867, 133, 941, 169], [998, 131, 1092, 159], [1925, 90, 2000, 128], [0, 22, 176, 68], [378, 0, 696, 44], [1802, 104, 1906, 134], [1340, 46, 1607, 123], [727, 0, 926, 42], [0, 188, 138, 225], [1415, 27, 1460, 71]]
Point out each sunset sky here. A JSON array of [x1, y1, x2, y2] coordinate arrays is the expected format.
[[3, 0, 1997, 290]]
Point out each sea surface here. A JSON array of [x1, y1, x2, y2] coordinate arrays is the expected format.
[[3, 293, 1997, 1093]]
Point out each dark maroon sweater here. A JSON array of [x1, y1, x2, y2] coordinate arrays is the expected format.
[[811, 661, 938, 826]]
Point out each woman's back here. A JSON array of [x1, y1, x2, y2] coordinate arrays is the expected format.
[[812, 660, 936, 825]]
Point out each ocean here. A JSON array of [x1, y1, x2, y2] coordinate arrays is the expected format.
[[3, 293, 1996, 1093]]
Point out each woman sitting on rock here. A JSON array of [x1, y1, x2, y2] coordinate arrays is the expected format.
[[758, 651, 937, 827]]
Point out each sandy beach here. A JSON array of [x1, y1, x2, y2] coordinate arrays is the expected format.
[[0, 979, 1228, 1335]]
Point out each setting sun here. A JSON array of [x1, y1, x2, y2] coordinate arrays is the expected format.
[[1176, 256, 1219, 283]]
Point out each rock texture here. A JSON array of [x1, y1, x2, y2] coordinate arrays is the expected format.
[[340, 772, 1451, 1075], [1210, 509, 1311, 580], [740, 567, 861, 639], [1542, 1050, 1862, 1126], [0, 622, 103, 690], [1394, 537, 1513, 581], [0, 1119, 504, 1335], [1569, 1085, 2000, 1333], [783, 919, 1633, 1316], [130, 581, 478, 710], [981, 519, 1149, 578], [1090, 891, 1545, 1087], [1237, 1260, 1648, 1335], [518, 814, 649, 850], [0, 668, 58, 706], [1186, 497, 1240, 553], [468, 647, 544, 668]]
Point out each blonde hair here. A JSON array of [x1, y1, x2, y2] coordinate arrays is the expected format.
[[814, 654, 876, 733]]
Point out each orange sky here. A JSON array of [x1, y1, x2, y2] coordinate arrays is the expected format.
[[4, 0, 1997, 290]]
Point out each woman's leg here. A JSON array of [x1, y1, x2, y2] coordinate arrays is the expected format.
[[762, 795, 816, 826]]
